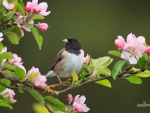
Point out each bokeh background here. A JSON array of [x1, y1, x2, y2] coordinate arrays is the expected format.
[[1, 0, 150, 113]]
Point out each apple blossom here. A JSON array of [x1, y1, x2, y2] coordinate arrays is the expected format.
[[116, 33, 146, 64], [9, 54, 26, 73], [15, 13, 34, 32], [2, 0, 14, 10], [67, 94, 73, 102], [0, 88, 17, 103], [146, 46, 150, 56], [73, 95, 90, 113], [26, 67, 47, 87], [38, 23, 49, 31], [0, 32, 4, 42], [9, 54, 23, 66], [115, 36, 125, 49], [25, 0, 51, 16], [80, 49, 89, 63]]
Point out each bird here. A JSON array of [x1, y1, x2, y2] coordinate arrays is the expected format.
[[46, 38, 84, 84]]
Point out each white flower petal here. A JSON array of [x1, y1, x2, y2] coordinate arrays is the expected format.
[[0, 32, 3, 37], [121, 51, 130, 60], [129, 56, 137, 64], [137, 36, 145, 44], [79, 95, 86, 104], [0, 38, 3, 42], [3, 0, 9, 9]]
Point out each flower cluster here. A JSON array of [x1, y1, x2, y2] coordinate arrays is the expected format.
[[67, 94, 90, 113], [26, 67, 47, 87], [0, 88, 16, 103], [115, 33, 146, 64], [1, 0, 49, 46]]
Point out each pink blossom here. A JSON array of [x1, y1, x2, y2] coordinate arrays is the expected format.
[[0, 88, 17, 103], [115, 36, 125, 49], [67, 94, 73, 102], [27, 67, 47, 87], [25, 0, 51, 16], [9, 54, 23, 66], [80, 49, 89, 63], [9, 54, 26, 73], [146, 46, 150, 55], [0, 32, 4, 42], [118, 33, 146, 64], [33, 75, 47, 87], [38, 23, 49, 31], [15, 13, 34, 32], [2, 0, 14, 10], [73, 95, 90, 112]]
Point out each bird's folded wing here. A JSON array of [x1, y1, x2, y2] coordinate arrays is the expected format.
[[47, 48, 65, 71]]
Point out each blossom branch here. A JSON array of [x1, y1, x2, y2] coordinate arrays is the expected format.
[[58, 70, 140, 94], [0, 80, 18, 89]]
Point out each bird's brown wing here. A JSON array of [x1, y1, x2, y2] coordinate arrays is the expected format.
[[48, 48, 65, 71]]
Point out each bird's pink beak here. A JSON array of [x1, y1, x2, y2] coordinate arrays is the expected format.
[[62, 39, 68, 43]]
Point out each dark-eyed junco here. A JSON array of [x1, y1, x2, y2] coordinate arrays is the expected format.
[[46, 38, 83, 83]]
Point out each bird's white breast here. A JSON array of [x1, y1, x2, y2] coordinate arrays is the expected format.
[[57, 52, 83, 77]]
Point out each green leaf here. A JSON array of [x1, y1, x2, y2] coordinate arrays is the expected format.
[[127, 76, 142, 84], [18, 87, 24, 93], [7, 32, 20, 44], [2, 70, 16, 78], [108, 50, 121, 57], [74, 80, 82, 86], [15, 67, 25, 80], [4, 63, 16, 70], [138, 57, 147, 68], [0, 97, 13, 110], [0, 42, 3, 53], [0, 79, 11, 92], [83, 64, 94, 72], [27, 88, 45, 106], [26, 72, 38, 81], [96, 79, 111, 88], [32, 14, 44, 20], [31, 27, 43, 50], [52, 104, 66, 112], [12, 26, 21, 37], [18, 0, 25, 8], [5, 11, 13, 20], [80, 71, 87, 80], [44, 96, 65, 108], [97, 67, 111, 76], [93, 56, 110, 68], [16, 3, 25, 16], [136, 70, 150, 77], [112, 60, 125, 80], [0, 52, 14, 59], [72, 72, 78, 82]]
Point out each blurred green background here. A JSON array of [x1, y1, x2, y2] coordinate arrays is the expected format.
[[1, 0, 150, 113]]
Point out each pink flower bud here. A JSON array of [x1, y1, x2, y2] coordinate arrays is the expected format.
[[33, 7, 41, 14], [67, 94, 73, 102], [38, 23, 49, 31], [146, 46, 150, 55], [25, 2, 32, 13], [115, 36, 125, 49]]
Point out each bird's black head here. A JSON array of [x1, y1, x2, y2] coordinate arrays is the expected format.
[[63, 38, 81, 54]]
